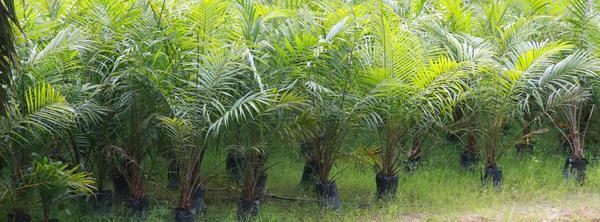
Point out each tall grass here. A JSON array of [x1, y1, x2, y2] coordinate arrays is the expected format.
[[46, 138, 600, 222]]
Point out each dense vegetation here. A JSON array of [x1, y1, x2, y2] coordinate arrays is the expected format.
[[1, 0, 599, 221]]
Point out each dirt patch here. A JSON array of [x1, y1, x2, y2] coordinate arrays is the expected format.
[[481, 195, 600, 221], [438, 193, 600, 221], [397, 213, 425, 222], [509, 202, 600, 221], [457, 214, 491, 222]]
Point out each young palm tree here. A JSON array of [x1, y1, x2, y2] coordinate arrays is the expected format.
[[419, 1, 600, 184], [543, 88, 594, 185], [209, 88, 306, 220], [478, 44, 597, 186], [360, 4, 468, 199], [295, 2, 369, 210], [28, 157, 95, 222], [159, 46, 248, 221], [0, 83, 82, 220], [249, 0, 370, 210]]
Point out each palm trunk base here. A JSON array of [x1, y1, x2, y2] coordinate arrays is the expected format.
[[128, 198, 150, 220], [92, 189, 114, 213], [482, 166, 503, 187], [191, 188, 207, 214], [375, 173, 398, 200], [299, 160, 319, 189], [563, 157, 587, 185], [316, 181, 341, 210], [174, 207, 196, 222], [167, 160, 181, 189], [226, 151, 245, 183], [7, 210, 31, 222], [236, 198, 260, 222], [405, 156, 423, 173], [460, 152, 480, 170]]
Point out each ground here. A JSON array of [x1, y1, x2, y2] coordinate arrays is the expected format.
[[25, 136, 600, 221]]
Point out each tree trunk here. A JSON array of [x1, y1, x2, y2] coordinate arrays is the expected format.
[[523, 125, 530, 144], [408, 137, 422, 160], [465, 132, 477, 154], [571, 128, 583, 160], [486, 141, 496, 168], [42, 200, 50, 222], [382, 129, 394, 176], [179, 179, 192, 209], [460, 133, 479, 169]]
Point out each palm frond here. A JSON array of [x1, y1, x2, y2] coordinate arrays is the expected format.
[[0, 0, 20, 114]]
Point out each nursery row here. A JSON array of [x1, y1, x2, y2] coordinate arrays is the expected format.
[[1, 0, 599, 221]]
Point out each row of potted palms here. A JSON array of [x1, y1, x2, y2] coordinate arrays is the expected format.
[[1, 0, 599, 221]]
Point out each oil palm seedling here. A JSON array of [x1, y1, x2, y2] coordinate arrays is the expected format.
[[207, 79, 308, 220], [82, 4, 174, 217], [535, 52, 600, 185], [27, 157, 95, 222], [0, 83, 79, 221], [158, 47, 250, 222], [554, 0, 600, 183], [234, 0, 368, 210], [222, 0, 294, 183], [160, 116, 210, 222], [545, 88, 594, 185], [154, 0, 237, 219], [359, 4, 468, 199], [108, 72, 170, 218], [290, 2, 369, 209], [450, 101, 481, 170], [235, 146, 267, 222], [97, 30, 171, 217], [476, 40, 597, 186]]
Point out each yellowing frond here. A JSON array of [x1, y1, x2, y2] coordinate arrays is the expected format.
[[26, 83, 67, 115], [513, 41, 574, 72]]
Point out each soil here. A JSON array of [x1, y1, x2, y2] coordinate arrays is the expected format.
[[375, 193, 600, 221]]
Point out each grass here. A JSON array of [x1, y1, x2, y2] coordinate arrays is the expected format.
[[10, 137, 600, 222]]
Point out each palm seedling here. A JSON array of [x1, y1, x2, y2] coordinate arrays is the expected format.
[[1, 83, 80, 221], [99, 26, 172, 214], [448, 101, 481, 170], [473, 39, 597, 186], [108, 72, 170, 218], [544, 90, 594, 185], [298, 16, 363, 211], [1, 2, 107, 219], [546, 0, 600, 184], [359, 4, 467, 199], [209, 85, 307, 220], [157, 47, 248, 221], [536, 52, 600, 185], [27, 157, 95, 222], [81, 3, 175, 217], [425, 9, 588, 184], [259, 4, 323, 189], [160, 116, 210, 222]]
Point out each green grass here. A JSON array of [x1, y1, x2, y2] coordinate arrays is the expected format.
[[24, 140, 600, 221]]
